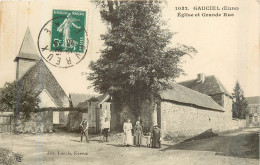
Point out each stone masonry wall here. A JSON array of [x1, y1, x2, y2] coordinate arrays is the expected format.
[[224, 95, 232, 119], [160, 101, 230, 138], [17, 59, 37, 79], [14, 110, 53, 133]]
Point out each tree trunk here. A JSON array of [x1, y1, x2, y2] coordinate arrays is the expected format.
[[150, 96, 157, 130], [152, 104, 158, 126]]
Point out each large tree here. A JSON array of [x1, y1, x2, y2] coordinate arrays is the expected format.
[[0, 81, 40, 120], [232, 81, 248, 119], [88, 1, 196, 126]]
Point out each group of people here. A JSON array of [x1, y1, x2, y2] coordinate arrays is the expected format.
[[80, 117, 161, 149], [123, 118, 161, 148]]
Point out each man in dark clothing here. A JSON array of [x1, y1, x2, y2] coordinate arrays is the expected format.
[[152, 124, 161, 149], [137, 116, 145, 132], [80, 118, 89, 143]]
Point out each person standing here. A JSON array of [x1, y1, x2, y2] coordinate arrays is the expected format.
[[101, 118, 110, 142], [134, 121, 143, 147], [137, 116, 143, 125], [80, 118, 89, 143], [137, 116, 144, 129], [152, 124, 161, 149], [123, 118, 133, 146], [146, 132, 152, 148]]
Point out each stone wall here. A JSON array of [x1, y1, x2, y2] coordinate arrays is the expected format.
[[112, 95, 234, 136], [230, 119, 247, 130], [14, 110, 53, 133], [160, 101, 230, 138], [16, 59, 36, 79], [223, 95, 233, 119]]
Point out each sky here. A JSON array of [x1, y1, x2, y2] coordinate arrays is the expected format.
[[0, 0, 259, 97]]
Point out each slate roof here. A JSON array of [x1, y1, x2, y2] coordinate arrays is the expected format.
[[76, 101, 89, 109], [160, 83, 224, 111], [19, 59, 69, 107], [76, 94, 110, 108], [69, 93, 96, 107], [14, 27, 40, 62], [245, 96, 260, 105], [95, 94, 110, 103], [178, 75, 232, 97]]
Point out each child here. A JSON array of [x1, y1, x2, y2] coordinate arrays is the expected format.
[[101, 118, 110, 142], [146, 132, 152, 148]]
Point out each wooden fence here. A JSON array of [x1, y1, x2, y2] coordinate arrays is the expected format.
[[0, 115, 12, 134]]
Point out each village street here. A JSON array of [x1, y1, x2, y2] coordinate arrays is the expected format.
[[0, 127, 258, 165]]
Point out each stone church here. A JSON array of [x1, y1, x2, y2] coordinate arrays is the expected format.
[[14, 27, 70, 124]]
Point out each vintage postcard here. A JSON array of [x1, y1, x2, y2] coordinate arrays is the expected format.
[[0, 0, 259, 164]]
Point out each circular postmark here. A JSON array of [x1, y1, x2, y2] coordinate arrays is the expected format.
[[38, 10, 88, 68]]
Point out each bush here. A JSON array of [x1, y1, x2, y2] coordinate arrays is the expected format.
[[0, 147, 23, 165]]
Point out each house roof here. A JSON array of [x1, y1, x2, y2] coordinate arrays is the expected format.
[[69, 93, 96, 107], [178, 75, 232, 97], [14, 27, 40, 62], [76, 101, 88, 109], [95, 94, 110, 104], [76, 94, 110, 108], [245, 96, 260, 105], [160, 83, 224, 111], [19, 59, 69, 107]]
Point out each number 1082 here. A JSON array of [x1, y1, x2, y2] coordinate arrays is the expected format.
[[175, 7, 189, 10]]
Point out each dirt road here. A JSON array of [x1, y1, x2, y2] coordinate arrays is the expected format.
[[0, 128, 258, 165]]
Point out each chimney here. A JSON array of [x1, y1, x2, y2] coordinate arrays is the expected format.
[[197, 73, 205, 83]]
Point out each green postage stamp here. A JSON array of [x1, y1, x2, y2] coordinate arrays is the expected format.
[[51, 10, 86, 53], [38, 9, 88, 68]]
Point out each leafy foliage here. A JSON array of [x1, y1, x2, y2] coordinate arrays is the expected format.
[[88, 1, 196, 117], [0, 81, 40, 120], [232, 81, 248, 119], [0, 147, 23, 164]]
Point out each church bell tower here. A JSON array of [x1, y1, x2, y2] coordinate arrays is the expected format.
[[14, 27, 40, 79]]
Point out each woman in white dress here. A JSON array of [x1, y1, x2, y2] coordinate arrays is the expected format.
[[123, 118, 133, 146]]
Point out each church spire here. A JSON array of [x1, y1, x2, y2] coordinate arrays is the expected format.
[[15, 27, 40, 79], [14, 27, 40, 62]]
